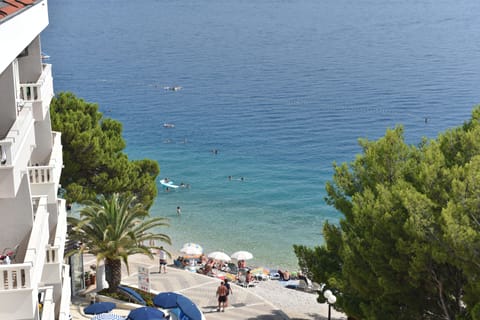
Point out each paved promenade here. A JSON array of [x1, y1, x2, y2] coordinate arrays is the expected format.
[[70, 254, 346, 320]]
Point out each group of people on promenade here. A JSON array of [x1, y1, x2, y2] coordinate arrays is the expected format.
[[158, 248, 234, 312], [215, 279, 232, 312]]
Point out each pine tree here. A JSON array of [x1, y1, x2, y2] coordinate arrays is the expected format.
[[50, 92, 159, 208], [296, 107, 480, 319]]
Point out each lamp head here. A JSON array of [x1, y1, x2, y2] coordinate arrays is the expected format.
[[323, 289, 332, 299], [328, 294, 337, 304]]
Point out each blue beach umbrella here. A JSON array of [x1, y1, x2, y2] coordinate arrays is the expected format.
[[176, 294, 202, 320], [127, 306, 165, 320], [84, 302, 116, 315], [153, 292, 203, 320], [153, 292, 178, 309]]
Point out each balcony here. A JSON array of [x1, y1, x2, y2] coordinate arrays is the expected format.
[[0, 105, 35, 198], [42, 199, 67, 285], [34, 196, 70, 320], [29, 131, 63, 200], [19, 63, 54, 122], [0, 199, 49, 319]]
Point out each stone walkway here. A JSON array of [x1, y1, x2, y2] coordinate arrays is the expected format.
[[69, 254, 346, 320]]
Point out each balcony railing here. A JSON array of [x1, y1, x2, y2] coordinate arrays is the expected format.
[[42, 198, 67, 285], [25, 208, 49, 287], [19, 64, 53, 121], [0, 195, 48, 293], [29, 165, 52, 183], [0, 105, 36, 198], [19, 64, 52, 101], [0, 263, 32, 290], [0, 105, 34, 167], [28, 131, 62, 186], [45, 246, 59, 264], [0, 208, 48, 292]]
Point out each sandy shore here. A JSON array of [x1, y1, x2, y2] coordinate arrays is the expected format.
[[74, 250, 346, 320]]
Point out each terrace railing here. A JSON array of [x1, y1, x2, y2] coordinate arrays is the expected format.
[[19, 64, 53, 121]]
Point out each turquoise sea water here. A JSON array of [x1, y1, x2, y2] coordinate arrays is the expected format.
[[43, 0, 480, 270]]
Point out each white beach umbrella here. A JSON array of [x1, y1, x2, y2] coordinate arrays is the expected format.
[[180, 243, 203, 255], [207, 251, 231, 262], [231, 251, 253, 261]]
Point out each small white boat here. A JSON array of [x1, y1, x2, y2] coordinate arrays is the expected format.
[[41, 53, 50, 60], [163, 86, 182, 91], [163, 123, 175, 128], [160, 178, 179, 189]]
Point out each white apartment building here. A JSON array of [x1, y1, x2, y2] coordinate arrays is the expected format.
[[0, 0, 71, 319]]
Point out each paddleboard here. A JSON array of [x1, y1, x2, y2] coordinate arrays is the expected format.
[[160, 179, 179, 189]]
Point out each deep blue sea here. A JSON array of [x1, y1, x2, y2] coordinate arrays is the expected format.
[[43, 0, 480, 270]]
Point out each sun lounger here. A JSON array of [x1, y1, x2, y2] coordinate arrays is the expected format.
[[269, 272, 280, 280], [236, 275, 258, 288], [280, 279, 300, 289], [117, 286, 146, 305], [238, 280, 258, 288], [297, 279, 322, 292], [254, 273, 269, 281], [227, 263, 238, 274], [236, 275, 247, 287], [174, 259, 183, 268]]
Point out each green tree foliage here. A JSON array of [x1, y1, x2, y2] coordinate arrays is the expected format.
[[50, 92, 159, 208], [295, 107, 480, 319], [68, 193, 171, 292]]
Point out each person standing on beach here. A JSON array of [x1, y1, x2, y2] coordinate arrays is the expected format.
[[216, 281, 228, 312], [224, 279, 232, 308], [158, 247, 168, 273]]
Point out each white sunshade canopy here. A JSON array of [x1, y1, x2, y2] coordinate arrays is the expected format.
[[180, 243, 203, 255], [231, 251, 253, 260], [207, 251, 231, 262]]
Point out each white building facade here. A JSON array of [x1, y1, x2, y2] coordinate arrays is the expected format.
[[0, 0, 71, 319]]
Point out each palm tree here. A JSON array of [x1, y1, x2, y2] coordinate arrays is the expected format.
[[68, 193, 171, 292]]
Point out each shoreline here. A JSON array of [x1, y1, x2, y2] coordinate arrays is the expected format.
[[158, 243, 302, 277], [152, 198, 325, 272], [70, 204, 305, 272], [159, 234, 303, 272]]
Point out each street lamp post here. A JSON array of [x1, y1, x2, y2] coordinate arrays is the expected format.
[[323, 289, 337, 320]]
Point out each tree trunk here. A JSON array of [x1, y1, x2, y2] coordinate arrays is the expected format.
[[105, 258, 122, 293]]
